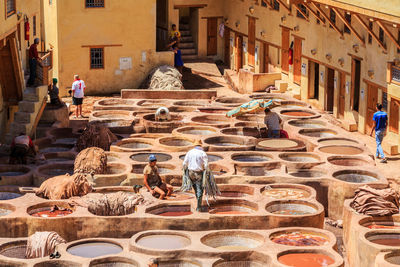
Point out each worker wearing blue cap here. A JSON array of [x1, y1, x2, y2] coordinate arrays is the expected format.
[[143, 154, 173, 199]]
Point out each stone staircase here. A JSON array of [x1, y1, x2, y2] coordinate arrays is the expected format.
[[180, 22, 197, 60], [5, 85, 48, 143]]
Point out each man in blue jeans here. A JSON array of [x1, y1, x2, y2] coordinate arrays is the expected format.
[[370, 103, 388, 163]]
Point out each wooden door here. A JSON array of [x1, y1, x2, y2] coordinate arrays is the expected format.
[[207, 18, 218, 56], [235, 33, 243, 72], [0, 38, 20, 103], [389, 98, 399, 134], [263, 43, 269, 73], [224, 27, 230, 66], [338, 72, 346, 119], [281, 27, 290, 73], [293, 37, 302, 85], [248, 17, 256, 67], [326, 68, 335, 112], [366, 84, 378, 134]]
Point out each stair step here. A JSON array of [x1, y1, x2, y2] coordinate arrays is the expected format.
[[181, 48, 196, 55], [14, 111, 33, 124], [180, 24, 190, 30], [179, 42, 195, 48], [182, 54, 198, 60], [18, 100, 37, 113], [181, 30, 191, 37], [9, 122, 29, 135], [180, 36, 193, 42]]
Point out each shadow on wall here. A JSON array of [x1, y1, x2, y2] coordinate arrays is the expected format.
[[182, 67, 221, 89]]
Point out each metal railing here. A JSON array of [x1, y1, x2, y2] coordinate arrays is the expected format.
[[392, 65, 400, 84]]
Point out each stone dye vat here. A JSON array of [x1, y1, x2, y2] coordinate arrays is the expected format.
[[279, 153, 321, 165], [327, 156, 372, 167], [261, 184, 313, 199], [231, 152, 273, 162], [39, 143, 74, 153], [257, 139, 305, 151], [137, 100, 170, 109], [67, 241, 123, 258], [215, 97, 249, 106], [197, 107, 230, 114], [333, 170, 379, 183], [34, 260, 82, 267], [135, 232, 191, 250], [209, 200, 258, 215], [94, 99, 136, 111], [318, 137, 359, 146], [0, 192, 21, 200], [112, 138, 153, 152], [0, 240, 27, 259], [0, 165, 32, 186], [173, 100, 209, 107], [278, 252, 335, 267], [47, 127, 79, 145], [43, 152, 76, 162], [288, 119, 326, 128], [172, 126, 219, 139], [218, 185, 254, 198], [93, 163, 129, 187], [130, 152, 172, 162], [266, 200, 318, 215], [221, 127, 266, 138], [142, 113, 184, 133], [270, 230, 329, 246], [299, 128, 338, 138], [204, 136, 255, 151], [132, 164, 175, 175], [289, 169, 326, 178], [27, 202, 74, 218], [191, 115, 233, 128], [146, 204, 192, 217], [0, 204, 14, 216], [201, 231, 264, 250], [278, 101, 309, 109], [318, 145, 364, 155], [158, 137, 195, 152], [89, 257, 139, 267], [366, 233, 400, 247], [280, 109, 319, 119]]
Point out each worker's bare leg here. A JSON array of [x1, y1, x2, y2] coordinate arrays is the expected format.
[[153, 186, 166, 199], [75, 105, 79, 118]]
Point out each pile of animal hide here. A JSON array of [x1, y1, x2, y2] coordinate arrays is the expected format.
[[25, 232, 65, 259], [74, 147, 107, 175], [76, 122, 117, 152], [350, 185, 399, 216], [35, 173, 93, 200], [141, 65, 183, 90]]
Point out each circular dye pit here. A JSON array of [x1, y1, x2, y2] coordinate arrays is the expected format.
[[288, 120, 326, 129], [201, 231, 264, 251], [39, 144, 74, 153], [232, 153, 272, 162], [34, 260, 81, 267], [106, 153, 121, 163], [209, 163, 229, 176], [147, 205, 192, 217], [318, 145, 363, 155], [299, 129, 337, 138], [362, 221, 400, 230], [89, 258, 138, 267], [179, 154, 223, 162], [28, 203, 74, 218], [367, 233, 400, 246], [0, 241, 27, 259], [0, 192, 22, 200], [258, 139, 301, 150], [281, 110, 317, 118], [218, 186, 252, 198], [262, 186, 311, 199], [266, 201, 317, 215], [198, 107, 230, 114], [328, 156, 370, 167], [204, 136, 253, 150], [191, 115, 232, 127], [270, 230, 329, 246], [159, 137, 194, 147], [53, 137, 77, 145], [130, 153, 172, 162], [318, 138, 358, 146], [215, 97, 248, 105], [209, 204, 255, 215], [278, 101, 308, 109], [173, 100, 209, 107], [118, 139, 152, 149], [278, 252, 335, 267], [0, 207, 12, 216], [221, 127, 265, 138], [44, 152, 76, 162], [156, 260, 200, 267], [37, 163, 74, 177], [136, 233, 191, 250], [67, 241, 123, 258], [213, 260, 266, 267], [385, 252, 400, 265], [132, 164, 175, 175], [236, 115, 264, 122], [333, 170, 378, 183], [92, 111, 132, 120], [0, 164, 30, 178], [174, 126, 219, 137], [97, 99, 135, 107], [289, 170, 326, 178], [279, 153, 320, 163]]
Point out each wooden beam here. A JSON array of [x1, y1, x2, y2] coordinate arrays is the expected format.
[[332, 8, 365, 45], [261, 0, 273, 9], [201, 16, 224, 19], [311, 2, 343, 38], [353, 13, 387, 52], [303, 2, 325, 25], [376, 20, 400, 51], [9, 37, 23, 101], [292, 4, 310, 22], [275, 0, 291, 13], [174, 4, 207, 9]]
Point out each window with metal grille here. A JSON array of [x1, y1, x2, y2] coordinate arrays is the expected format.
[[392, 65, 400, 83], [272, 0, 279, 11], [296, 4, 308, 19], [382, 92, 388, 111], [368, 21, 373, 44], [86, 0, 104, 8], [90, 48, 104, 69], [6, 0, 16, 17], [316, 10, 321, 24], [344, 13, 351, 34], [33, 16, 37, 36], [329, 9, 336, 29], [379, 27, 384, 43]]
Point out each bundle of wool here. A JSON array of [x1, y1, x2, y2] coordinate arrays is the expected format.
[[74, 147, 107, 175], [35, 173, 93, 200], [141, 65, 183, 90], [76, 122, 117, 152], [25, 232, 65, 259]]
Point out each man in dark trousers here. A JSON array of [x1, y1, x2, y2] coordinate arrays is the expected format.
[[27, 38, 42, 87], [370, 103, 388, 163]]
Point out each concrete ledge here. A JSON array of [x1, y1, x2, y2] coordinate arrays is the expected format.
[[341, 120, 358, 132], [239, 69, 282, 94], [121, 89, 217, 99], [383, 141, 399, 155]]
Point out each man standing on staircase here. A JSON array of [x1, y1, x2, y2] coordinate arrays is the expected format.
[[27, 38, 42, 87], [71, 75, 86, 118]]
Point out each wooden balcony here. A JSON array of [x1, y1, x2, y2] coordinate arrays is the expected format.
[[36, 50, 53, 86]]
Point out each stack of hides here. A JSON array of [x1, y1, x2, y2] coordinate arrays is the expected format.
[[141, 65, 184, 90], [35, 173, 93, 200], [76, 122, 117, 152], [74, 147, 107, 175], [350, 185, 399, 216], [25, 232, 65, 259]]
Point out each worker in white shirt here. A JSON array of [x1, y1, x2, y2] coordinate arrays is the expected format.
[[71, 74, 86, 118], [182, 140, 208, 211], [155, 107, 171, 122]]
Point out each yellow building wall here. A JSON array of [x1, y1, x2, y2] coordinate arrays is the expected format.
[[50, 0, 173, 96], [42, 0, 59, 81]]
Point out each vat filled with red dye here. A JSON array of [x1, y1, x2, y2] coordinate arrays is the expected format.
[[278, 252, 335, 267], [28, 203, 74, 218], [366, 233, 400, 246], [270, 230, 329, 246]]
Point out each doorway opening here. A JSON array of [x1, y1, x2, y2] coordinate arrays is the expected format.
[[351, 58, 361, 112], [308, 61, 319, 100], [325, 68, 335, 112], [156, 0, 168, 51], [178, 7, 199, 58]]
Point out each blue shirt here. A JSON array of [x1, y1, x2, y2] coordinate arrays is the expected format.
[[373, 111, 388, 130]]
